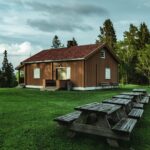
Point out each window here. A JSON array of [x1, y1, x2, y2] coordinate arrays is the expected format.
[[20, 70, 24, 78], [34, 68, 40, 79], [100, 49, 105, 58], [105, 67, 111, 79]]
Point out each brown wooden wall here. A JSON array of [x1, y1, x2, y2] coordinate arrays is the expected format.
[[25, 63, 52, 85], [24, 60, 84, 87], [84, 48, 118, 87], [52, 61, 84, 87]]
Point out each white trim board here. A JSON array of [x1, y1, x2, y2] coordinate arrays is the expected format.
[[73, 86, 113, 91], [26, 85, 43, 89], [25, 85, 118, 90]]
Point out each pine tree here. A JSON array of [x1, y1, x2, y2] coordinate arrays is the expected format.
[[97, 19, 117, 50], [51, 35, 61, 48], [2, 50, 9, 72], [1, 50, 17, 87], [0, 69, 3, 87]]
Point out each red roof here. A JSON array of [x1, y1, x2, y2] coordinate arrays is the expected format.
[[22, 44, 104, 63], [21, 43, 119, 64]]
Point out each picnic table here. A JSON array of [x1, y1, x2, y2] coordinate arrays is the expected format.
[[54, 89, 149, 147], [103, 98, 131, 114], [103, 98, 144, 119], [113, 95, 134, 100], [120, 92, 142, 102], [113, 94, 144, 109], [54, 102, 137, 147], [121, 92, 149, 104], [133, 89, 147, 95]]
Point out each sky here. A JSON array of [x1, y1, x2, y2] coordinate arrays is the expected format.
[[0, 0, 150, 68]]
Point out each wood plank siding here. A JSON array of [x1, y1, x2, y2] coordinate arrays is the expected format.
[[84, 48, 118, 87], [24, 60, 84, 87]]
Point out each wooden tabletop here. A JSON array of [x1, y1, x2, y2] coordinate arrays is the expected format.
[[121, 92, 142, 96], [75, 102, 121, 115], [113, 95, 134, 99], [133, 89, 146, 92], [103, 98, 131, 106]]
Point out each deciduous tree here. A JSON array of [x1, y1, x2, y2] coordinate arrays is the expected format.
[[51, 35, 62, 48], [72, 37, 78, 46], [136, 45, 150, 85]]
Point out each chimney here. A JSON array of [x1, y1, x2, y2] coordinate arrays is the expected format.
[[67, 40, 74, 48]]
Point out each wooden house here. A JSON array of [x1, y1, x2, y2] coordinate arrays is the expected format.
[[16, 42, 119, 90]]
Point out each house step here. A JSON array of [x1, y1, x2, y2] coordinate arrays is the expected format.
[[16, 84, 25, 88], [40, 86, 58, 91]]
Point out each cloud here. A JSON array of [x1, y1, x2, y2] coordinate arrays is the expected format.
[[27, 2, 108, 16], [27, 19, 93, 32], [0, 42, 42, 68], [26, 2, 108, 32], [143, 1, 150, 7], [115, 20, 139, 26], [0, 42, 31, 54]]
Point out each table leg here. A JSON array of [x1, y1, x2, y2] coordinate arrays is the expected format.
[[107, 138, 119, 147], [67, 131, 76, 138]]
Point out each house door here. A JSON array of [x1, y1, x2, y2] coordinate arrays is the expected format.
[[56, 67, 71, 80]]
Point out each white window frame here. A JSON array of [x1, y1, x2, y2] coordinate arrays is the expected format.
[[66, 67, 71, 79], [105, 67, 111, 79], [100, 49, 105, 58], [34, 68, 40, 79]]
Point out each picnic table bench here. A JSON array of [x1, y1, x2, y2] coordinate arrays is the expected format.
[[133, 102, 144, 109], [128, 108, 144, 119], [112, 118, 137, 133], [99, 82, 111, 88], [140, 96, 149, 104], [54, 111, 81, 126]]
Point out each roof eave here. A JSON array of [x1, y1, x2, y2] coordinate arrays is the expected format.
[[15, 64, 24, 70], [22, 58, 85, 64]]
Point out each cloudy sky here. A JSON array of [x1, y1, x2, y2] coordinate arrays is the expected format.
[[0, 0, 150, 68]]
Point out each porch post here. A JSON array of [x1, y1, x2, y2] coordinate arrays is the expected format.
[[18, 70, 20, 84]]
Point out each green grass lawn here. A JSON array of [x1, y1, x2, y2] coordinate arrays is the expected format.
[[0, 85, 150, 150]]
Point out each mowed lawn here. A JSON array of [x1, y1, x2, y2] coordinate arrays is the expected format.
[[0, 85, 150, 150]]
